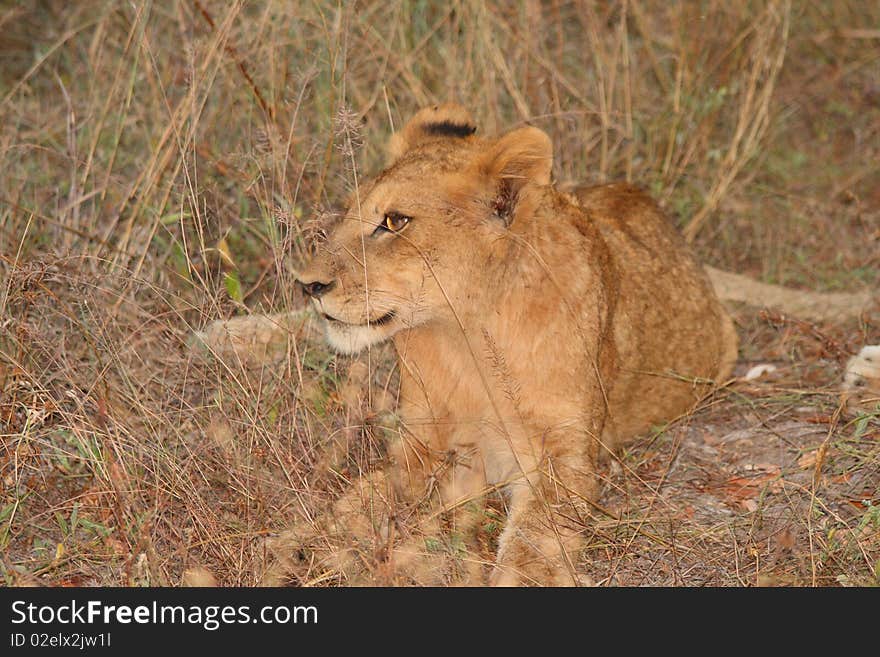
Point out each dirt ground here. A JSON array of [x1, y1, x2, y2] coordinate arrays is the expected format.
[[591, 327, 880, 587]]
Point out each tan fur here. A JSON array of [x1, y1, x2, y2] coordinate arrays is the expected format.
[[842, 345, 880, 411], [294, 104, 739, 585]]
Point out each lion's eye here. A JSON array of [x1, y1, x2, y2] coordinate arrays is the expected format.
[[375, 212, 411, 235]]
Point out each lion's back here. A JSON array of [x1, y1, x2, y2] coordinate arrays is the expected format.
[[569, 183, 738, 448]]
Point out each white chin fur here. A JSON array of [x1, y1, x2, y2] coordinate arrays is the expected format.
[[324, 321, 389, 354]]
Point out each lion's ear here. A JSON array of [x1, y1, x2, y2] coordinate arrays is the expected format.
[[387, 104, 477, 164], [478, 126, 552, 224], [481, 126, 552, 187]]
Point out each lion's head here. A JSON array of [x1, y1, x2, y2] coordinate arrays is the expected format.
[[296, 104, 553, 354]]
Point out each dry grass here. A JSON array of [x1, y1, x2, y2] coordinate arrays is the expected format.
[[1, 0, 878, 586]]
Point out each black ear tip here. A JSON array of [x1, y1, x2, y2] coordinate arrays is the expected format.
[[422, 121, 477, 138]]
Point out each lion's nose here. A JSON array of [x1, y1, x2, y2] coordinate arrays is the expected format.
[[297, 278, 336, 299]]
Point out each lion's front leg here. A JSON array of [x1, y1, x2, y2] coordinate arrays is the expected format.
[[261, 469, 396, 585], [490, 436, 598, 587], [384, 427, 489, 584], [266, 424, 490, 585]]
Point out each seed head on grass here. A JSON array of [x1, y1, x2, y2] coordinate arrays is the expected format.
[[333, 106, 365, 165]]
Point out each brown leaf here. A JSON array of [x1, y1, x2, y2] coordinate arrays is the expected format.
[[182, 566, 218, 587], [775, 528, 796, 551], [797, 450, 818, 469], [207, 417, 235, 455], [720, 466, 782, 508]]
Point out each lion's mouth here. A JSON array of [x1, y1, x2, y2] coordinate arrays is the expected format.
[[322, 310, 396, 328]]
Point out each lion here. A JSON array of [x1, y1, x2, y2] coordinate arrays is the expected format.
[[290, 103, 741, 586], [195, 105, 876, 586]]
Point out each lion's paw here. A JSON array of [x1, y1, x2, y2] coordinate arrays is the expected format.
[[189, 310, 318, 368], [259, 473, 395, 586], [842, 345, 880, 410]]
